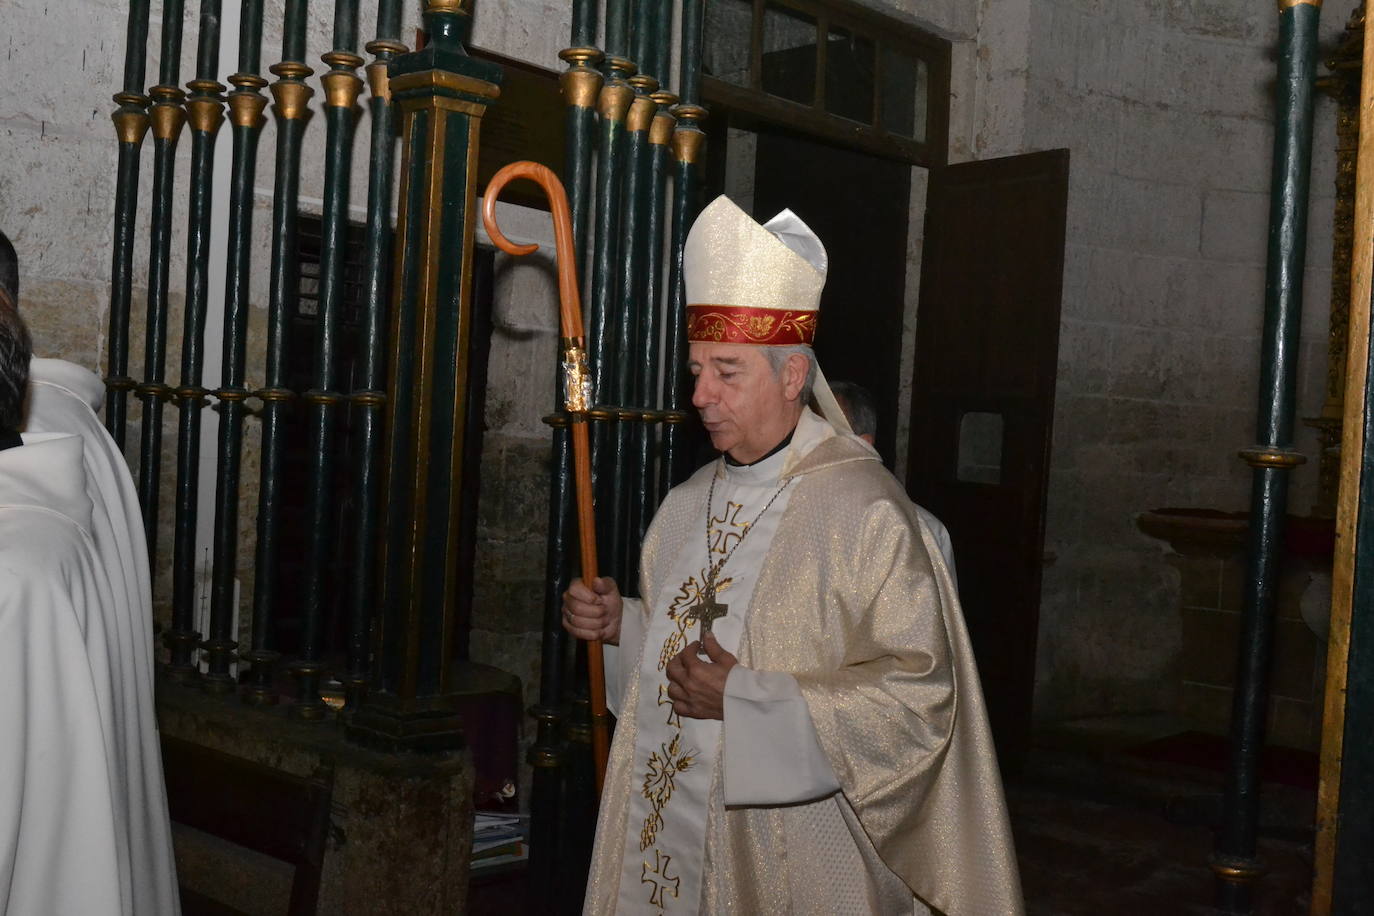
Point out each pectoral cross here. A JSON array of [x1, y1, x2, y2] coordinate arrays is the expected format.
[[690, 585, 729, 637]]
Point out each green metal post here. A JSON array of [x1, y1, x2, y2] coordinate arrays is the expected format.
[[342, 0, 406, 714], [661, 0, 707, 492], [626, 0, 673, 574], [345, 0, 501, 752], [588, 47, 635, 610], [205, 0, 268, 692], [166, 0, 225, 684], [617, 77, 657, 583], [292, 0, 363, 721], [107, 0, 152, 450], [1211, 2, 1319, 910], [137, 0, 186, 588], [244, 0, 312, 706], [633, 89, 675, 554], [630, 3, 677, 568], [588, 69, 633, 414]]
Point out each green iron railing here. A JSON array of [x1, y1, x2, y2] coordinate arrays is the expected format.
[[1212, 1, 1319, 911], [243, 0, 312, 707], [294, 0, 364, 721], [206, 0, 267, 693], [106, 0, 152, 451], [105, 7, 705, 907]]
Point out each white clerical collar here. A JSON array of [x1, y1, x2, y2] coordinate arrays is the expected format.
[[722, 433, 793, 486], [719, 406, 840, 486], [0, 432, 94, 532]]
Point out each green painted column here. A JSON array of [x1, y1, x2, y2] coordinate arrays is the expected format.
[[1211, 1, 1319, 910], [243, 0, 312, 707], [166, 0, 226, 683], [345, 0, 501, 752], [138, 0, 186, 600], [204, 0, 268, 693], [612, 79, 657, 585], [661, 0, 707, 492], [106, 0, 152, 450], [292, 0, 364, 721], [341, 0, 407, 713]]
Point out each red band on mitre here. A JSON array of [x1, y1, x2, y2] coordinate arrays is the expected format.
[[685, 304, 817, 346]]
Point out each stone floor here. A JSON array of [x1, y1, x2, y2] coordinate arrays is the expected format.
[[1011, 717, 1313, 916], [470, 716, 1317, 915]]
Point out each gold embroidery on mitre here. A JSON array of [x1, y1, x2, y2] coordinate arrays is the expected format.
[[685, 306, 817, 345], [640, 733, 698, 851], [685, 312, 726, 341], [744, 314, 775, 337]]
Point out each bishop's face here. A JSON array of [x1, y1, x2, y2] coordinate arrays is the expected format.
[[688, 341, 804, 464]]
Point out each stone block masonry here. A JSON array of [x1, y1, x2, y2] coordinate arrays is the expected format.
[[1025, 0, 1351, 724]]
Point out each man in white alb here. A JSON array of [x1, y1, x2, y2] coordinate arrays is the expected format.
[[0, 232, 179, 914], [563, 197, 1022, 914]]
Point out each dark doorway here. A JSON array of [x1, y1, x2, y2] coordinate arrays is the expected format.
[[905, 149, 1070, 770], [739, 127, 912, 465]]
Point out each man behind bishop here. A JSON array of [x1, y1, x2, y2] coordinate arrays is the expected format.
[[563, 196, 1023, 915]]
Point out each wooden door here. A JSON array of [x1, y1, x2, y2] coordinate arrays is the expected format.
[[906, 149, 1069, 769]]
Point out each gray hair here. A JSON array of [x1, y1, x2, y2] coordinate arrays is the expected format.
[[763, 344, 817, 405]]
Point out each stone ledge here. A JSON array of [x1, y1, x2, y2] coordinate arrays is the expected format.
[[158, 678, 476, 915]]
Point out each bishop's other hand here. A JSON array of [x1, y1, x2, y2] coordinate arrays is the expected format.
[[563, 576, 623, 645], [665, 632, 738, 720]]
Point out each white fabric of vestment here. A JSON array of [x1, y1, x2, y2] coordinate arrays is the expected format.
[[915, 506, 957, 586], [614, 433, 802, 912], [20, 358, 180, 915], [601, 411, 930, 914], [0, 432, 126, 915]]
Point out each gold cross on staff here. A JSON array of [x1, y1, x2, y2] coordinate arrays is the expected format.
[[690, 589, 729, 636]]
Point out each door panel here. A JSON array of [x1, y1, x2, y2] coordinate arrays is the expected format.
[[907, 149, 1069, 769]]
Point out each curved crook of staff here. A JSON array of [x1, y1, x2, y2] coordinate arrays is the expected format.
[[481, 160, 609, 793]]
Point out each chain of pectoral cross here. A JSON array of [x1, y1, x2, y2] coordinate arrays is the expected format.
[[691, 470, 794, 636]]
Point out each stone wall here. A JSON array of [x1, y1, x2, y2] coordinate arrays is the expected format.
[[1023, 0, 1347, 722]]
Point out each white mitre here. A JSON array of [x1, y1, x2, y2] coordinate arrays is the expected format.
[[683, 195, 853, 434]]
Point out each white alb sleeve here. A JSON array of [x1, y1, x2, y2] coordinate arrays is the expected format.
[[602, 596, 643, 719], [721, 666, 841, 805]]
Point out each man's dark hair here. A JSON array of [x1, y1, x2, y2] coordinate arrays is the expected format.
[[0, 292, 31, 430], [829, 380, 877, 439], [0, 231, 30, 430], [0, 231, 17, 308]]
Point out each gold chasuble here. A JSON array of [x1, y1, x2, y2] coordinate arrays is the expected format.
[[587, 410, 1024, 915]]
